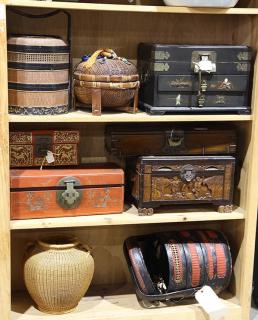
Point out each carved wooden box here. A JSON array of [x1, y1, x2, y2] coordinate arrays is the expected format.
[[10, 130, 80, 168], [131, 156, 235, 215], [10, 165, 124, 219]]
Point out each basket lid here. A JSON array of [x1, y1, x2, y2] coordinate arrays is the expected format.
[[74, 49, 138, 82], [8, 35, 67, 47]]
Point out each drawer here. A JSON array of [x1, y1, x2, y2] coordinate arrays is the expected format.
[[158, 75, 249, 92], [157, 93, 247, 107]]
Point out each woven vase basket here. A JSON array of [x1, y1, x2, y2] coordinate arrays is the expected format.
[[74, 48, 140, 115], [24, 235, 94, 314], [8, 9, 71, 115]]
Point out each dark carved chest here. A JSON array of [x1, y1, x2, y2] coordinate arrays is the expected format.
[[137, 44, 253, 115], [105, 124, 236, 157], [131, 156, 235, 215]]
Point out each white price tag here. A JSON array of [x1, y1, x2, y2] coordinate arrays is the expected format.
[[195, 286, 228, 320], [198, 59, 213, 72], [45, 151, 55, 164], [0, 4, 6, 21]]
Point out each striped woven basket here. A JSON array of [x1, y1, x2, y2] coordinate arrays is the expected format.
[[8, 35, 70, 115], [7, 9, 71, 116], [74, 49, 140, 115]]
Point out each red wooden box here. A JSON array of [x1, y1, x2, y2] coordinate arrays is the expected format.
[[10, 165, 124, 220], [10, 130, 80, 168]]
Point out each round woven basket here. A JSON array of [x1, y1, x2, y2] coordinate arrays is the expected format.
[[74, 49, 139, 114], [24, 235, 94, 314]]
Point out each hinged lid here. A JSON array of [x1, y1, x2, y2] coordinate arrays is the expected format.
[[137, 156, 235, 174], [10, 165, 124, 189]]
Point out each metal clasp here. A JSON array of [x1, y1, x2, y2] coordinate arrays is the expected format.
[[57, 176, 82, 209], [62, 180, 80, 206], [168, 130, 184, 148], [192, 51, 217, 107], [180, 165, 196, 182], [192, 51, 217, 74]]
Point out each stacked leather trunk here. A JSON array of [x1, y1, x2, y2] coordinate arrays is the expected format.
[[124, 230, 232, 302]]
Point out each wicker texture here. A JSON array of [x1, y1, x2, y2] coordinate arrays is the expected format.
[[8, 52, 69, 64], [8, 35, 70, 115], [74, 49, 139, 113], [24, 235, 94, 314], [75, 87, 135, 107], [9, 90, 68, 107], [75, 56, 138, 78], [8, 36, 67, 47], [8, 69, 68, 85]]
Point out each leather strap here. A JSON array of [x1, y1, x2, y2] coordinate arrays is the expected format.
[[179, 231, 206, 289], [125, 237, 157, 295]]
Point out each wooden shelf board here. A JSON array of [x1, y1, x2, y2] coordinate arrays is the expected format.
[[8, 110, 252, 123], [11, 286, 241, 320], [6, 0, 258, 15], [10, 205, 245, 230]]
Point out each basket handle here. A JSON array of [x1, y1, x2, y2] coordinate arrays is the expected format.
[[82, 48, 117, 69], [7, 8, 71, 45]]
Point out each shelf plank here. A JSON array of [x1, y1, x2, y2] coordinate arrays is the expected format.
[[6, 0, 258, 15], [11, 288, 241, 320], [10, 205, 245, 230], [8, 110, 252, 123]]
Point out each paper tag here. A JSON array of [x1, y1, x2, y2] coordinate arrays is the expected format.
[[195, 286, 228, 320], [45, 151, 55, 164], [0, 4, 5, 21]]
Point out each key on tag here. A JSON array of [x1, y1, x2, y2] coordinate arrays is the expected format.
[[46, 151, 55, 164], [195, 286, 228, 320]]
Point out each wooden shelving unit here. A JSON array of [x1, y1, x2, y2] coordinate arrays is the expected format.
[[1, 0, 258, 319], [5, 0, 258, 14], [8, 111, 253, 123], [10, 205, 245, 230], [11, 288, 241, 320]]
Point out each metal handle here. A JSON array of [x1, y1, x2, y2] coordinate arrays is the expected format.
[[163, 130, 185, 153], [8, 8, 71, 44], [168, 130, 184, 147]]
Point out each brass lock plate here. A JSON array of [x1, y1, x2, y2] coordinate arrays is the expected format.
[[56, 176, 82, 210], [164, 130, 185, 153], [191, 51, 217, 73], [180, 165, 196, 182]]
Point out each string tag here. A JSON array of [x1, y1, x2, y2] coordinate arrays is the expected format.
[[46, 151, 55, 164], [40, 151, 59, 170], [195, 286, 228, 320]]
